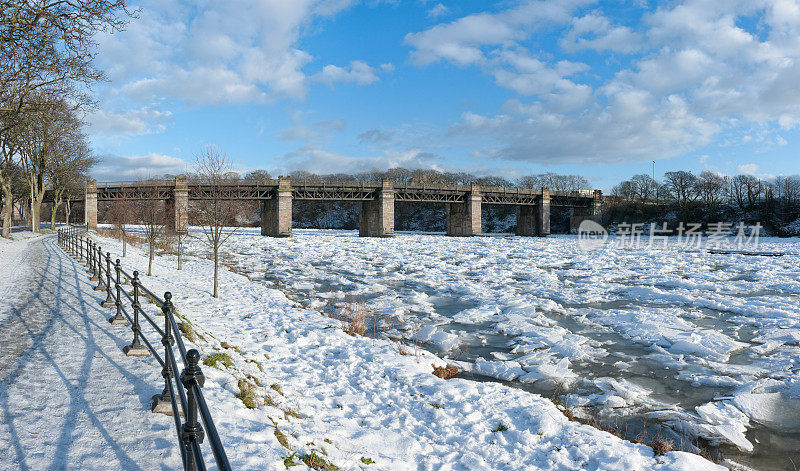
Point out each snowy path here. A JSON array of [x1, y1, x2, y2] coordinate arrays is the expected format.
[[0, 235, 180, 470]]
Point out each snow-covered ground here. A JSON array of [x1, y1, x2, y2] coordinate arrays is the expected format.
[[134, 226, 800, 470], [82, 225, 727, 470]]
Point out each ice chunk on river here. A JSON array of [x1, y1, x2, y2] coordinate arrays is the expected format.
[[462, 358, 526, 381], [452, 306, 500, 324], [414, 325, 460, 351]]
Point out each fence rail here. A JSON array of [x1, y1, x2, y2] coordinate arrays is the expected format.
[[57, 226, 232, 471]]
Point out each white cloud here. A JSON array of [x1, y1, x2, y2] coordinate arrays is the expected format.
[[87, 107, 173, 136], [409, 0, 800, 165], [95, 0, 361, 105], [560, 12, 642, 53], [404, 0, 589, 66], [279, 118, 347, 142], [490, 50, 592, 110], [427, 3, 449, 18], [453, 91, 717, 164], [358, 129, 393, 145], [92, 153, 192, 180], [737, 163, 759, 175], [315, 60, 380, 86], [277, 146, 441, 174]]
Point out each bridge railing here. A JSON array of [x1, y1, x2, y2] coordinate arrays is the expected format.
[[91, 179, 600, 196], [57, 227, 232, 471]]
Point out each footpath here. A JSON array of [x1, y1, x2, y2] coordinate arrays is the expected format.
[[0, 234, 179, 470]]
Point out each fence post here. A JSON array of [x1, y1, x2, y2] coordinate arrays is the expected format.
[[85, 240, 92, 269], [181, 349, 206, 471], [92, 242, 99, 276], [97, 244, 103, 279], [102, 253, 115, 306], [93, 246, 103, 286], [88, 241, 94, 272], [109, 259, 127, 324], [123, 271, 148, 356], [152, 292, 177, 414]]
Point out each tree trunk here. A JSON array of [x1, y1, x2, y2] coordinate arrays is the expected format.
[[122, 231, 127, 257], [213, 246, 218, 298], [51, 200, 61, 230], [177, 233, 182, 270], [31, 198, 42, 232], [1, 181, 12, 239], [65, 201, 71, 226], [148, 243, 154, 276]]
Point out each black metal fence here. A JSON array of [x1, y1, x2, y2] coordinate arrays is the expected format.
[[58, 226, 232, 471]]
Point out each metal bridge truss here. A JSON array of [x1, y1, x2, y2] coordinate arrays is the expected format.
[[61, 181, 597, 207]]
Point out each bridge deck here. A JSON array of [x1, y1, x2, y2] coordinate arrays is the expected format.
[[56, 180, 598, 207]]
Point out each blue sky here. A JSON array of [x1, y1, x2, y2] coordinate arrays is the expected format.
[[87, 0, 800, 190]]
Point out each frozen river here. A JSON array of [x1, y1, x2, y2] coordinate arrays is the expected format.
[[176, 228, 800, 470]]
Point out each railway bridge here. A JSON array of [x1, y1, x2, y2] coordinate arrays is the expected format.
[[75, 177, 602, 237]]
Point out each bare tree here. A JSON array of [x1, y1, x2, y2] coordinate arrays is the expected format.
[[697, 171, 726, 212], [0, 1, 134, 116], [774, 175, 800, 213], [518, 173, 591, 193], [193, 145, 242, 298], [243, 169, 272, 184], [62, 182, 82, 226], [0, 127, 22, 237], [743, 175, 764, 208], [610, 180, 636, 201], [50, 140, 95, 229], [107, 199, 134, 257], [0, 2, 133, 187], [384, 167, 413, 184], [137, 190, 166, 276], [0, 0, 133, 235], [15, 93, 86, 231], [730, 175, 749, 211], [663, 171, 699, 213], [630, 174, 659, 202]]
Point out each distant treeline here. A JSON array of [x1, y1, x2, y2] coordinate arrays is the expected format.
[[607, 171, 800, 235]]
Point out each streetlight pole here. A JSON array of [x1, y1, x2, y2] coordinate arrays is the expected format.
[[652, 160, 657, 203]]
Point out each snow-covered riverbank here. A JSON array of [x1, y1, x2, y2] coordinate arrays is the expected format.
[[90, 227, 724, 470], [127, 226, 800, 470]]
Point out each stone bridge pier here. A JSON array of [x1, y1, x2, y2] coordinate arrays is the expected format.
[[261, 176, 293, 237], [165, 177, 189, 234], [85, 180, 98, 230], [446, 184, 482, 236], [360, 179, 395, 237], [516, 188, 550, 237], [568, 190, 603, 232]]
